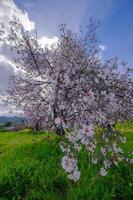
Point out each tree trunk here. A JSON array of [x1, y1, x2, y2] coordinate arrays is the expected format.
[[55, 126, 65, 136]]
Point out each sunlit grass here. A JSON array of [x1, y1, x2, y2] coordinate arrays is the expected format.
[[0, 123, 132, 200]]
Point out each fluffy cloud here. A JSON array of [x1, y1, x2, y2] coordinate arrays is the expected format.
[[0, 0, 35, 80], [0, 97, 23, 116], [0, 0, 35, 34], [0, 55, 15, 91], [0, 0, 35, 116], [99, 45, 107, 51], [0, 55, 24, 116], [38, 36, 59, 49], [97, 45, 107, 60]]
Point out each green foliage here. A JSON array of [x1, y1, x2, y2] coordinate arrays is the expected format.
[[0, 124, 132, 200]]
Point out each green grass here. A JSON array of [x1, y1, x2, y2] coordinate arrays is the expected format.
[[0, 124, 132, 200]]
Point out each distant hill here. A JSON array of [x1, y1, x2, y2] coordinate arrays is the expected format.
[[0, 116, 27, 125]]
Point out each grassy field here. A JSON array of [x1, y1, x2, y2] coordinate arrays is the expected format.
[[0, 123, 132, 200]]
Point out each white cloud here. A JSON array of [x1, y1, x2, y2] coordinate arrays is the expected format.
[[0, 0, 35, 35], [0, 56, 15, 90], [0, 54, 16, 71], [98, 45, 107, 60], [0, 0, 35, 92], [0, 97, 23, 116], [99, 45, 107, 51], [38, 36, 58, 49], [0, 60, 23, 116]]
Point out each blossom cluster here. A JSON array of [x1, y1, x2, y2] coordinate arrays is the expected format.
[[60, 124, 98, 180], [61, 155, 80, 182], [59, 121, 132, 180]]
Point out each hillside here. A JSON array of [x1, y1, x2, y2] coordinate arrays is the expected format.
[[0, 116, 27, 124]]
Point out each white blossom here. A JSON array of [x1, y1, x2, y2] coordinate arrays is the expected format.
[[55, 117, 61, 126], [103, 159, 111, 169], [101, 147, 107, 156], [61, 156, 77, 173], [68, 170, 80, 182], [73, 143, 82, 151], [99, 167, 107, 176], [113, 143, 123, 154], [66, 132, 78, 143], [59, 142, 71, 154], [119, 136, 126, 143], [91, 157, 98, 164], [87, 143, 96, 152]]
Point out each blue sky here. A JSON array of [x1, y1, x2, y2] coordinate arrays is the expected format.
[[14, 0, 133, 64]]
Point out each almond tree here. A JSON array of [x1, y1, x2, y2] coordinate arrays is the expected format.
[[6, 18, 133, 181]]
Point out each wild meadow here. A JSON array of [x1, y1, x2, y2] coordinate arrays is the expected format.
[[0, 122, 132, 200]]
